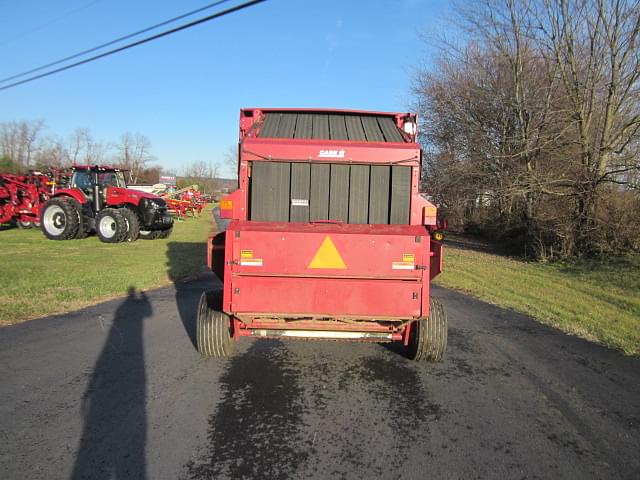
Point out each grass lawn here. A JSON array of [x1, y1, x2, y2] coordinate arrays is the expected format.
[[0, 205, 215, 325], [435, 236, 640, 355]]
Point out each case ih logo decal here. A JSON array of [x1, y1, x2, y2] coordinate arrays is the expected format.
[[318, 149, 345, 159]]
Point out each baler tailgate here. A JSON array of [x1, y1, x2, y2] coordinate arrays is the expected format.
[[230, 221, 428, 280], [224, 221, 430, 319]]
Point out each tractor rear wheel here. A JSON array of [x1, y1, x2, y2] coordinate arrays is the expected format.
[[95, 208, 127, 243], [41, 197, 81, 240], [407, 297, 447, 362], [197, 291, 235, 358], [120, 208, 140, 242]]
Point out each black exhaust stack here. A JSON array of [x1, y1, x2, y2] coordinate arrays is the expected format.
[[93, 167, 100, 213]]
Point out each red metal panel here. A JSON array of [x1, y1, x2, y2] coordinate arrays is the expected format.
[[242, 138, 420, 166], [230, 221, 427, 279], [222, 228, 235, 313], [429, 241, 444, 280], [230, 276, 421, 318]]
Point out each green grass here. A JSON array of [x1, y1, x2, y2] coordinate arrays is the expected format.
[[435, 236, 640, 355], [0, 206, 214, 325]]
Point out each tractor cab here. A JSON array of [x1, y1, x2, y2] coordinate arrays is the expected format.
[[70, 166, 126, 206]]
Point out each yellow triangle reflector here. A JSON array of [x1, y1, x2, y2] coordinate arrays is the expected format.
[[308, 236, 346, 269]]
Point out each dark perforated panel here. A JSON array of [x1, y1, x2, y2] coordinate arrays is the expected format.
[[258, 112, 407, 143]]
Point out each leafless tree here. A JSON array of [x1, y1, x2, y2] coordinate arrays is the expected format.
[[116, 132, 154, 184], [223, 144, 239, 179], [535, 0, 640, 249], [0, 120, 45, 167], [33, 136, 69, 168], [414, 0, 640, 257], [68, 128, 106, 165], [180, 160, 221, 192]]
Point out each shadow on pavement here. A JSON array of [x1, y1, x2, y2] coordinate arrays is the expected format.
[[70, 287, 152, 480], [166, 241, 218, 350]]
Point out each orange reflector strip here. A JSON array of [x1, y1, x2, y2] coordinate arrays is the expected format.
[[220, 199, 233, 210], [424, 205, 437, 217], [307, 236, 346, 269]]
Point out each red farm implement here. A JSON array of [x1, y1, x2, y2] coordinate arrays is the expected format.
[[197, 108, 447, 361], [162, 185, 205, 219], [0, 172, 51, 228]]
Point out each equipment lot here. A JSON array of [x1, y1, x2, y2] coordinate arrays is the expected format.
[[0, 205, 213, 324], [0, 277, 638, 479]]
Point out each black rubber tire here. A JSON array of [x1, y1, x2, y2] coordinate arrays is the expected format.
[[75, 224, 89, 239], [120, 208, 140, 242], [196, 291, 235, 358], [73, 200, 89, 239], [138, 229, 162, 240], [40, 197, 81, 240], [16, 220, 33, 229], [407, 297, 448, 361], [157, 226, 173, 239], [95, 208, 128, 243]]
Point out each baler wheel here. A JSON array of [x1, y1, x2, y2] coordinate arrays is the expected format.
[[196, 290, 235, 358], [120, 208, 140, 242], [41, 197, 81, 240], [95, 208, 128, 243], [407, 297, 448, 362]]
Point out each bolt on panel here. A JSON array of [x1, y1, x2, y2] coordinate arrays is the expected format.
[[329, 115, 349, 140], [369, 165, 391, 223], [250, 162, 291, 221], [390, 166, 411, 224], [294, 114, 313, 139], [329, 164, 350, 222], [310, 163, 330, 221], [361, 116, 385, 142], [348, 165, 370, 224], [290, 163, 311, 222]]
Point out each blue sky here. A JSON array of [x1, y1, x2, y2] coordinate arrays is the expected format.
[[0, 0, 452, 176]]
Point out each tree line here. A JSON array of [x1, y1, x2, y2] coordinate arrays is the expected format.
[[414, 0, 639, 258]]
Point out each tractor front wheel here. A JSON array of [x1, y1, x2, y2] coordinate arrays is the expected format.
[[196, 291, 235, 358], [407, 297, 448, 362], [139, 229, 161, 240], [157, 226, 173, 239], [16, 220, 33, 229], [96, 208, 128, 243], [41, 197, 81, 240]]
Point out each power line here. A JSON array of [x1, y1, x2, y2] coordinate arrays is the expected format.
[[0, 0, 265, 91], [0, 0, 235, 84]]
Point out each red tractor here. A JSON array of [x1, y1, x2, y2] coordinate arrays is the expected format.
[[40, 165, 173, 242]]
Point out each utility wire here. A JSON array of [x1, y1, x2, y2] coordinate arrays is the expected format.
[[0, 0, 235, 84], [0, 0, 266, 91]]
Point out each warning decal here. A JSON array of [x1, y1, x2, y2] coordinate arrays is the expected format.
[[240, 258, 263, 267], [307, 236, 347, 269]]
